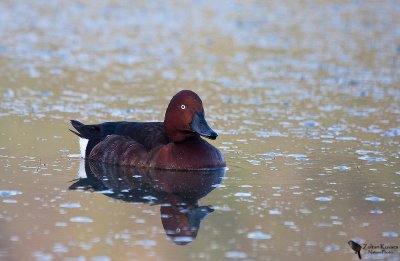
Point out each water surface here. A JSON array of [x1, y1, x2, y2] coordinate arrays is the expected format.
[[1, 0, 399, 260]]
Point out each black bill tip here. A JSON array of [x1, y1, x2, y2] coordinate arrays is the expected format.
[[190, 111, 218, 140], [207, 130, 218, 140]]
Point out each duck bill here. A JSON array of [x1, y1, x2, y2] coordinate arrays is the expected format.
[[190, 112, 218, 140]]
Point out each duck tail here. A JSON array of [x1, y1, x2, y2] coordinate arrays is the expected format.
[[70, 120, 101, 139], [69, 120, 85, 138], [69, 128, 83, 138], [70, 120, 104, 158]]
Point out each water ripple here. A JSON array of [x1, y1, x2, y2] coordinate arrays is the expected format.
[[365, 196, 385, 202], [70, 217, 94, 223], [247, 231, 272, 240], [315, 196, 333, 202], [0, 190, 23, 197]]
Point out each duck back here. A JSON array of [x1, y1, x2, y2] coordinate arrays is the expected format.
[[70, 120, 168, 156]]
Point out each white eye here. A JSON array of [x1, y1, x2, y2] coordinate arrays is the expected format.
[[181, 104, 186, 110]]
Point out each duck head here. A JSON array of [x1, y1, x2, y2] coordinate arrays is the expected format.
[[164, 90, 218, 142]]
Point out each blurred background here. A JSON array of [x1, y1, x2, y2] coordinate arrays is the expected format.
[[0, 0, 399, 260]]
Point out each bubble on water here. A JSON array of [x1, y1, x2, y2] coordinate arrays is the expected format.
[[28, 66, 40, 78], [136, 239, 156, 247], [348, 110, 370, 117], [324, 244, 340, 252], [247, 231, 271, 240], [0, 190, 22, 197], [396, 171, 400, 175], [255, 130, 288, 138], [50, 68, 63, 75], [299, 208, 312, 214], [360, 126, 383, 133], [55, 222, 67, 227], [284, 221, 295, 226], [315, 196, 333, 202], [60, 202, 81, 208], [53, 243, 68, 253], [306, 241, 317, 246], [287, 154, 308, 161], [321, 135, 334, 139], [247, 159, 260, 165], [333, 165, 351, 171], [382, 128, 400, 137], [32, 251, 53, 261], [10, 236, 19, 241], [300, 121, 319, 128], [269, 209, 282, 215], [234, 192, 252, 197], [370, 209, 383, 214], [70, 217, 94, 223], [336, 136, 357, 141], [328, 125, 345, 132], [264, 152, 283, 157], [348, 239, 364, 247], [92, 257, 111, 261], [365, 196, 385, 202], [358, 156, 386, 162], [135, 218, 146, 224], [225, 251, 247, 259], [394, 192, 400, 195], [355, 150, 383, 155], [3, 199, 18, 203], [3, 89, 14, 99], [382, 231, 398, 238]]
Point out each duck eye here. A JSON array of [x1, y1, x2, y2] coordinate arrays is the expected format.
[[181, 104, 186, 110]]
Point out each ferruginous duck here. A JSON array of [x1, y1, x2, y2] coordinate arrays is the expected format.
[[70, 90, 226, 170]]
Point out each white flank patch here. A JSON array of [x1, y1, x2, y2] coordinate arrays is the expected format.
[[79, 138, 88, 159], [77, 158, 87, 179]]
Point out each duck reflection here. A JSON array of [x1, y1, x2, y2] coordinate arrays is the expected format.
[[69, 160, 225, 245]]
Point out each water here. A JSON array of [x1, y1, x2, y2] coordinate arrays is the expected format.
[[1, 0, 400, 260]]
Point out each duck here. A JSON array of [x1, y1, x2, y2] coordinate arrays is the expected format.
[[69, 90, 226, 170]]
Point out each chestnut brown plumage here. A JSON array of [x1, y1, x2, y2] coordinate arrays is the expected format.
[[70, 90, 226, 170]]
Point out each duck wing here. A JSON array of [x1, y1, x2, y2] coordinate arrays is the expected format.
[[70, 120, 168, 157], [89, 135, 148, 166]]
